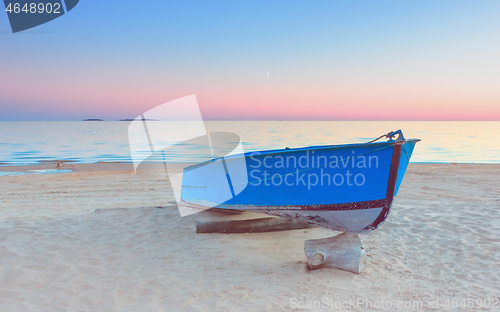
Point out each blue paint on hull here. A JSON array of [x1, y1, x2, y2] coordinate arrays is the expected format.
[[395, 140, 417, 196], [224, 143, 393, 206]]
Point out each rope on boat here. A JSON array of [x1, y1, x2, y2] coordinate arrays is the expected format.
[[367, 129, 405, 143], [370, 130, 411, 161]]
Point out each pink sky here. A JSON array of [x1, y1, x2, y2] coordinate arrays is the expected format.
[[2, 69, 498, 121]]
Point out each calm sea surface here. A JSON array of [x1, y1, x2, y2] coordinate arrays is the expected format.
[[0, 121, 499, 167]]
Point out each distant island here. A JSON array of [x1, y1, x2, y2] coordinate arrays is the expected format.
[[119, 118, 160, 121], [82, 118, 161, 121]]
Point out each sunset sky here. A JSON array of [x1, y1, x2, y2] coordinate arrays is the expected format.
[[1, 0, 499, 121]]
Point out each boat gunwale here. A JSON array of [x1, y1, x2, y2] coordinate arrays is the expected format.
[[183, 138, 420, 171]]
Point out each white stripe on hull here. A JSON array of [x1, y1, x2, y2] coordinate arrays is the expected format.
[[251, 207, 384, 233]]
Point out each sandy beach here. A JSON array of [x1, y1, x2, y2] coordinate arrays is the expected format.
[[0, 163, 499, 311]]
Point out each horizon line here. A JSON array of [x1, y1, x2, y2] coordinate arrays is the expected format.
[[1, 119, 499, 122]]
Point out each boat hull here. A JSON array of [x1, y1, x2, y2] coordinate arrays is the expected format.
[[181, 139, 419, 233]]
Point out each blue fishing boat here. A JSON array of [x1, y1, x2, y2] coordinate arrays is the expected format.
[[180, 130, 419, 233]]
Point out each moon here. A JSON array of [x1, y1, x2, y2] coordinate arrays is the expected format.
[[266, 72, 269, 78]]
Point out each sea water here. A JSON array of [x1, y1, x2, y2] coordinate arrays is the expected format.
[[0, 121, 498, 167]]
